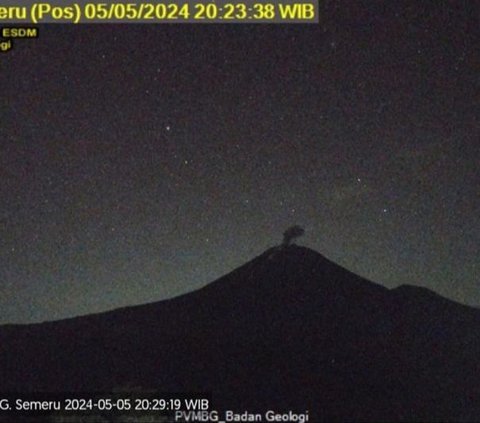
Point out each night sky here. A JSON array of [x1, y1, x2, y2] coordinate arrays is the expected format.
[[1, 1, 479, 324]]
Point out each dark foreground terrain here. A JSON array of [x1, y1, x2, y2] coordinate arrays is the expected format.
[[1, 245, 480, 422]]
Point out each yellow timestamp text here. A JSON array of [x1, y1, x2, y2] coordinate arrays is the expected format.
[[0, 1, 319, 24]]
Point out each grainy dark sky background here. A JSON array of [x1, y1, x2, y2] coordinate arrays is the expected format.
[[1, 1, 479, 324]]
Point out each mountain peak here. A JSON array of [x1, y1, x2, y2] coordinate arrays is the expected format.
[[191, 244, 388, 313], [1, 246, 479, 421]]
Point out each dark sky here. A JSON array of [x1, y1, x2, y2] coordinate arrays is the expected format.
[[1, 1, 479, 324]]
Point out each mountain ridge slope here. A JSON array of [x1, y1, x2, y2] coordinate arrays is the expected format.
[[1, 245, 479, 421]]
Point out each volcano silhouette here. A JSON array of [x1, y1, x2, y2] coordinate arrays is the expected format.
[[1, 245, 480, 421]]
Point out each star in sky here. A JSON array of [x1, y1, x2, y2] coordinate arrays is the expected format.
[[0, 3, 478, 324]]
